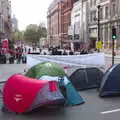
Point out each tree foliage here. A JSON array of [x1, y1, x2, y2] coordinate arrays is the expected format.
[[11, 31, 23, 42], [23, 23, 47, 44], [9, 39, 15, 50]]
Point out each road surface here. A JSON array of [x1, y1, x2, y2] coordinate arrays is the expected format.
[[0, 57, 120, 120]]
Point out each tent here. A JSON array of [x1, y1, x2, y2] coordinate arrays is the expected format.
[[99, 64, 120, 97], [3, 74, 65, 113], [69, 67, 104, 90], [26, 62, 66, 78], [40, 76, 84, 106], [25, 62, 84, 106]]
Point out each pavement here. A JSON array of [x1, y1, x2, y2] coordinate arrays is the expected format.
[[105, 54, 120, 59], [102, 48, 120, 59], [0, 64, 26, 82], [0, 64, 120, 119]]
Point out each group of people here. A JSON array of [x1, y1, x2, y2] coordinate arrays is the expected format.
[[49, 47, 73, 55], [8, 47, 27, 64], [48, 47, 92, 56]]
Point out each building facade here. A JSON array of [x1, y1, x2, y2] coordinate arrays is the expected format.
[[69, 0, 89, 51], [47, 0, 74, 48], [88, 0, 120, 49], [0, 0, 12, 41], [47, 0, 61, 47], [12, 15, 18, 32]]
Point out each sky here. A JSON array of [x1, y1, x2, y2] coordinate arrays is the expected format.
[[11, 0, 53, 31]]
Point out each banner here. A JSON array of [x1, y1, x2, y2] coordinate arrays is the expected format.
[[27, 53, 105, 69]]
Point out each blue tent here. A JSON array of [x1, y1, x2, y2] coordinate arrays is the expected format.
[[58, 76, 84, 106], [99, 64, 120, 97]]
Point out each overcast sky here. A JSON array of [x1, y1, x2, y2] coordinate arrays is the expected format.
[[11, 0, 53, 30]]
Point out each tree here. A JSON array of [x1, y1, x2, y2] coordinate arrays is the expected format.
[[8, 39, 15, 50], [38, 23, 47, 38], [23, 23, 47, 44], [24, 24, 39, 44], [11, 31, 23, 42]]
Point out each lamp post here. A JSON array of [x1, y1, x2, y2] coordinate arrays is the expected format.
[[112, 26, 117, 65], [97, 5, 101, 52], [97, 5, 100, 41]]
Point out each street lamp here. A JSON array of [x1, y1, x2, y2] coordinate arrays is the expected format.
[[95, 5, 101, 52], [94, 5, 101, 52], [97, 5, 101, 42]]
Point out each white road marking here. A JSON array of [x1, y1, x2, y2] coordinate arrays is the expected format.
[[101, 108, 120, 114]]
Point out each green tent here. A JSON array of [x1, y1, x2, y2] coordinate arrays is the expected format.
[[26, 62, 84, 106], [26, 62, 66, 79]]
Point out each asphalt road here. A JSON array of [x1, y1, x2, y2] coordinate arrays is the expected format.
[[0, 87, 120, 120], [0, 57, 120, 120]]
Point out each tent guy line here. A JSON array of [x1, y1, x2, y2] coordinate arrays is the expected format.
[[101, 108, 120, 114]]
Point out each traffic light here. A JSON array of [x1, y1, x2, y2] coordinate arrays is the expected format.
[[112, 26, 117, 39]]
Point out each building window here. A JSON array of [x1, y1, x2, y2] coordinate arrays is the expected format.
[[93, 11, 96, 20], [100, 27, 103, 41], [90, 10, 96, 23], [112, 3, 116, 16], [118, 25, 120, 36], [90, 0, 92, 7], [105, 6, 109, 19], [105, 26, 108, 41], [90, 12, 92, 22], [74, 0, 79, 2], [100, 7, 103, 20], [94, 0, 96, 5]]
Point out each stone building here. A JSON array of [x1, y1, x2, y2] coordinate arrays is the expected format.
[[12, 15, 18, 32], [47, 0, 74, 48], [69, 0, 89, 51], [88, 0, 120, 48], [0, 0, 12, 41]]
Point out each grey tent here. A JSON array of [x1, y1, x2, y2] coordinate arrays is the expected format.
[[99, 64, 120, 97], [69, 67, 104, 90]]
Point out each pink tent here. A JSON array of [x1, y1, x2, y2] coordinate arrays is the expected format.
[[3, 74, 65, 113]]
